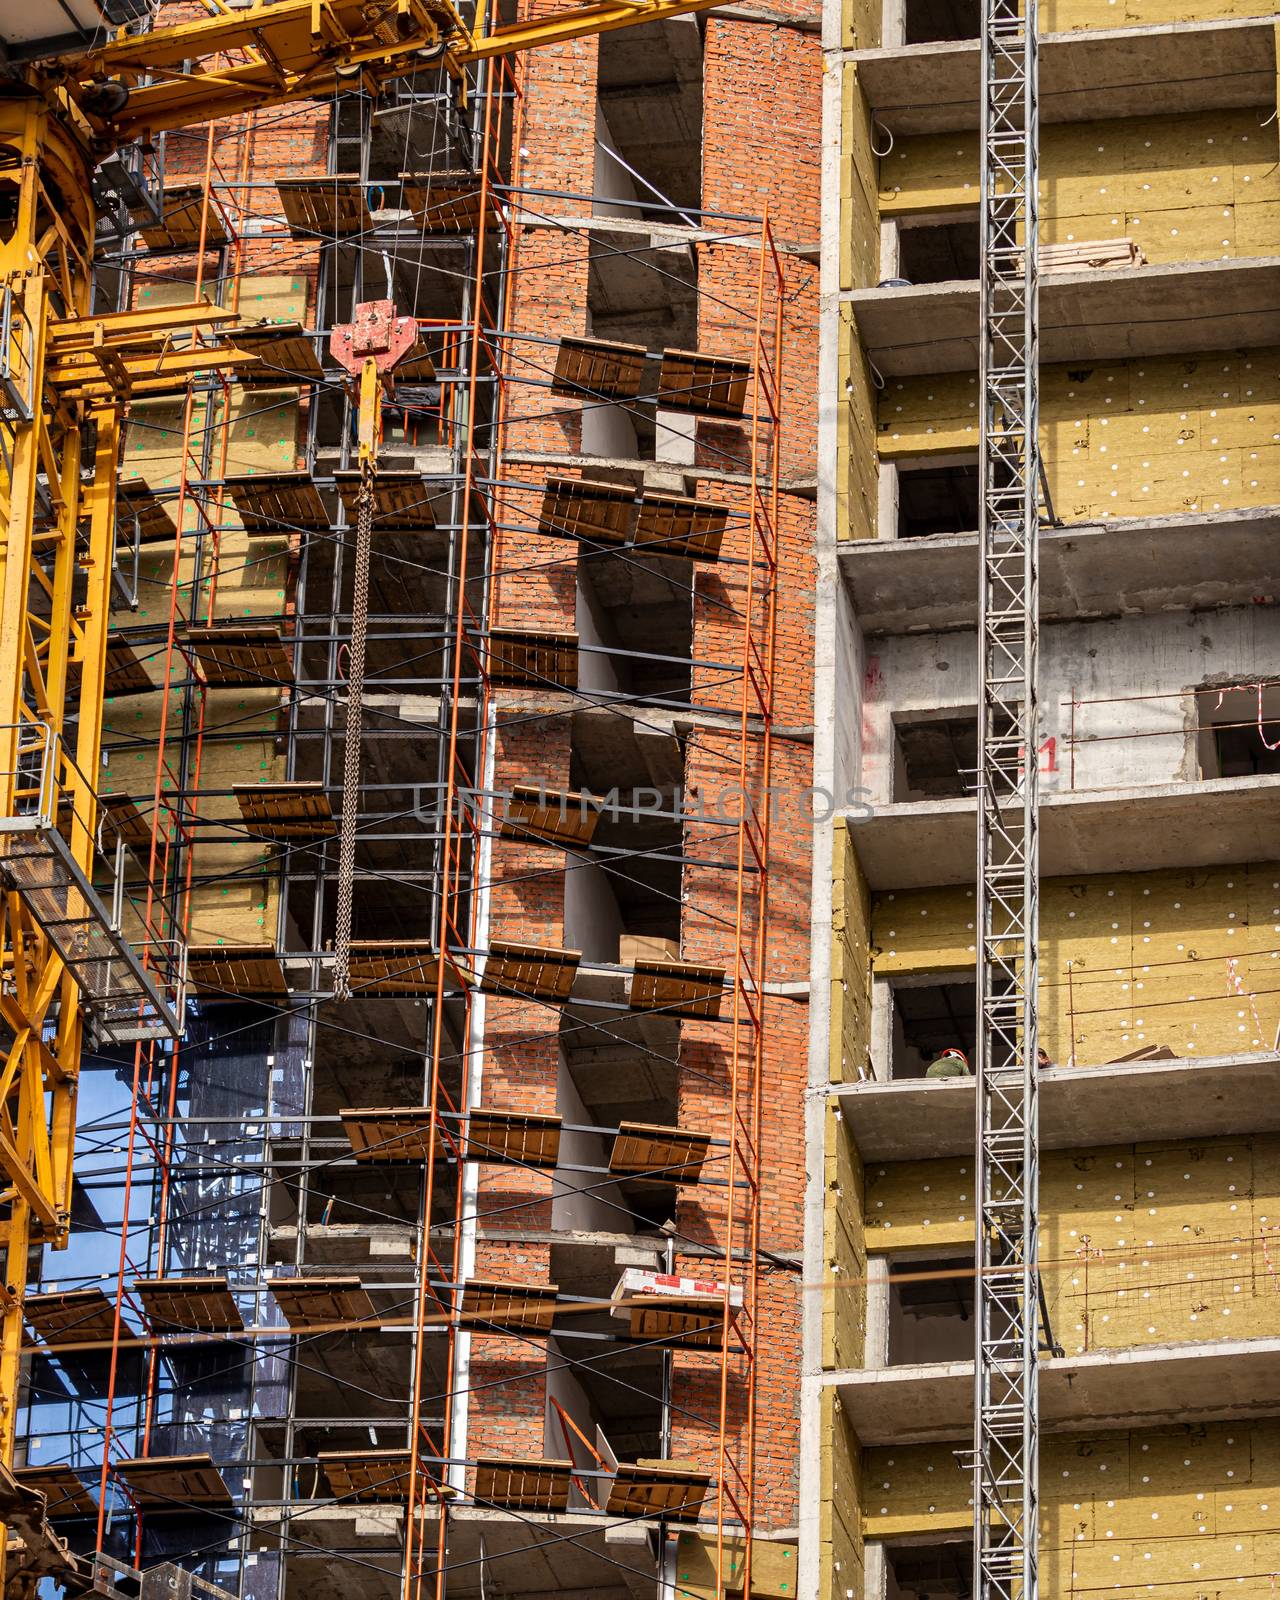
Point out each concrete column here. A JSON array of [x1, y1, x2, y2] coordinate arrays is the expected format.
[[864, 1255, 891, 1368], [877, 460, 898, 543]]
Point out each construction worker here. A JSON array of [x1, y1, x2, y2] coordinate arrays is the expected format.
[[924, 1046, 971, 1078]]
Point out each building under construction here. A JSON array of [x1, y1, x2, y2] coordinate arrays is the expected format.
[[1, 0, 1278, 1597], [803, 0, 1280, 1595], [0, 2, 818, 1599]]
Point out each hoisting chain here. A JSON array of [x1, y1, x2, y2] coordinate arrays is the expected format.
[[332, 468, 374, 1001]]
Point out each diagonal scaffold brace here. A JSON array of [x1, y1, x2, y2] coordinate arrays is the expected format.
[[329, 299, 418, 1000]]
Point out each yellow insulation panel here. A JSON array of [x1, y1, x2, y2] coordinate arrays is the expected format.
[[102, 687, 283, 946], [824, 1105, 869, 1371], [118, 387, 296, 624], [820, 1390, 864, 1600], [124, 386, 301, 497], [866, 860, 1280, 1068], [670, 1532, 799, 1597], [133, 273, 308, 326], [862, 1423, 1280, 1595], [832, 820, 874, 1081], [841, 69, 881, 293], [838, 305, 879, 540], [841, 0, 1261, 47], [877, 347, 1280, 523], [840, 0, 879, 49], [876, 111, 1279, 269], [110, 289, 302, 949], [859, 1131, 1275, 1355]]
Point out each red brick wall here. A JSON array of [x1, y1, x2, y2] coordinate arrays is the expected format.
[[503, 28, 600, 459], [467, 20, 603, 1462], [671, 16, 819, 1533], [489, 4, 822, 1539]]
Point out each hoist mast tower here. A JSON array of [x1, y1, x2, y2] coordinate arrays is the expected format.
[[973, 0, 1042, 1589]]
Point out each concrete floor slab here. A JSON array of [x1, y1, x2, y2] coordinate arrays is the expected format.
[[831, 1050, 1280, 1161], [828, 1337, 1280, 1445], [444, 1504, 655, 1598], [849, 18, 1275, 136], [839, 508, 1280, 636], [847, 259, 1280, 376], [254, 1502, 655, 1599], [841, 775, 1280, 889]]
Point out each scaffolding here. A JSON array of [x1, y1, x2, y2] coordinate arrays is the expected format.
[[973, 0, 1041, 1586], [13, 32, 787, 1600]]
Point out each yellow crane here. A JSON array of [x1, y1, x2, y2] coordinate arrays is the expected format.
[[0, 0, 733, 1584]]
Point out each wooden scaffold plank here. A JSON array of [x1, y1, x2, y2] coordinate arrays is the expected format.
[[473, 1457, 571, 1513], [223, 473, 329, 536], [115, 1454, 233, 1512], [318, 1450, 453, 1503], [231, 323, 325, 383], [456, 1279, 560, 1336], [656, 349, 751, 418], [116, 478, 178, 545], [463, 1109, 562, 1169], [346, 941, 460, 996], [234, 782, 335, 841], [276, 178, 371, 239], [99, 793, 153, 852], [401, 170, 499, 233], [24, 1288, 117, 1347], [628, 958, 726, 1020], [13, 1465, 96, 1520], [335, 471, 438, 531], [340, 1107, 447, 1164], [500, 783, 599, 849], [186, 625, 294, 688], [605, 1460, 711, 1522], [139, 186, 229, 251], [485, 628, 578, 689], [612, 1266, 741, 1351], [71, 634, 153, 698], [481, 941, 580, 1002], [609, 1122, 711, 1185], [133, 1276, 243, 1334], [537, 477, 635, 546], [267, 1276, 378, 1330], [551, 336, 647, 402], [185, 944, 287, 999], [634, 493, 728, 561]]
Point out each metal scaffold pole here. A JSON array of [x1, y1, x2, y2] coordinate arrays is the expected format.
[[973, 0, 1040, 1585]]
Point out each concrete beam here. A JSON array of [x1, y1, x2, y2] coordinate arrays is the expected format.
[[840, 774, 1280, 890], [830, 1050, 1280, 1161], [839, 507, 1280, 636], [268, 1223, 416, 1265], [846, 258, 1280, 376], [515, 211, 820, 259], [479, 1225, 664, 1296], [500, 447, 817, 499], [849, 17, 1275, 136], [828, 1337, 1280, 1445]]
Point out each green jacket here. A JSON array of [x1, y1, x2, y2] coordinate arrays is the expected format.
[[924, 1054, 971, 1078]]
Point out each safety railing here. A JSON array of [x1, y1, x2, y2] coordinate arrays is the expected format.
[[0, 723, 185, 1040], [0, 283, 35, 425]]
